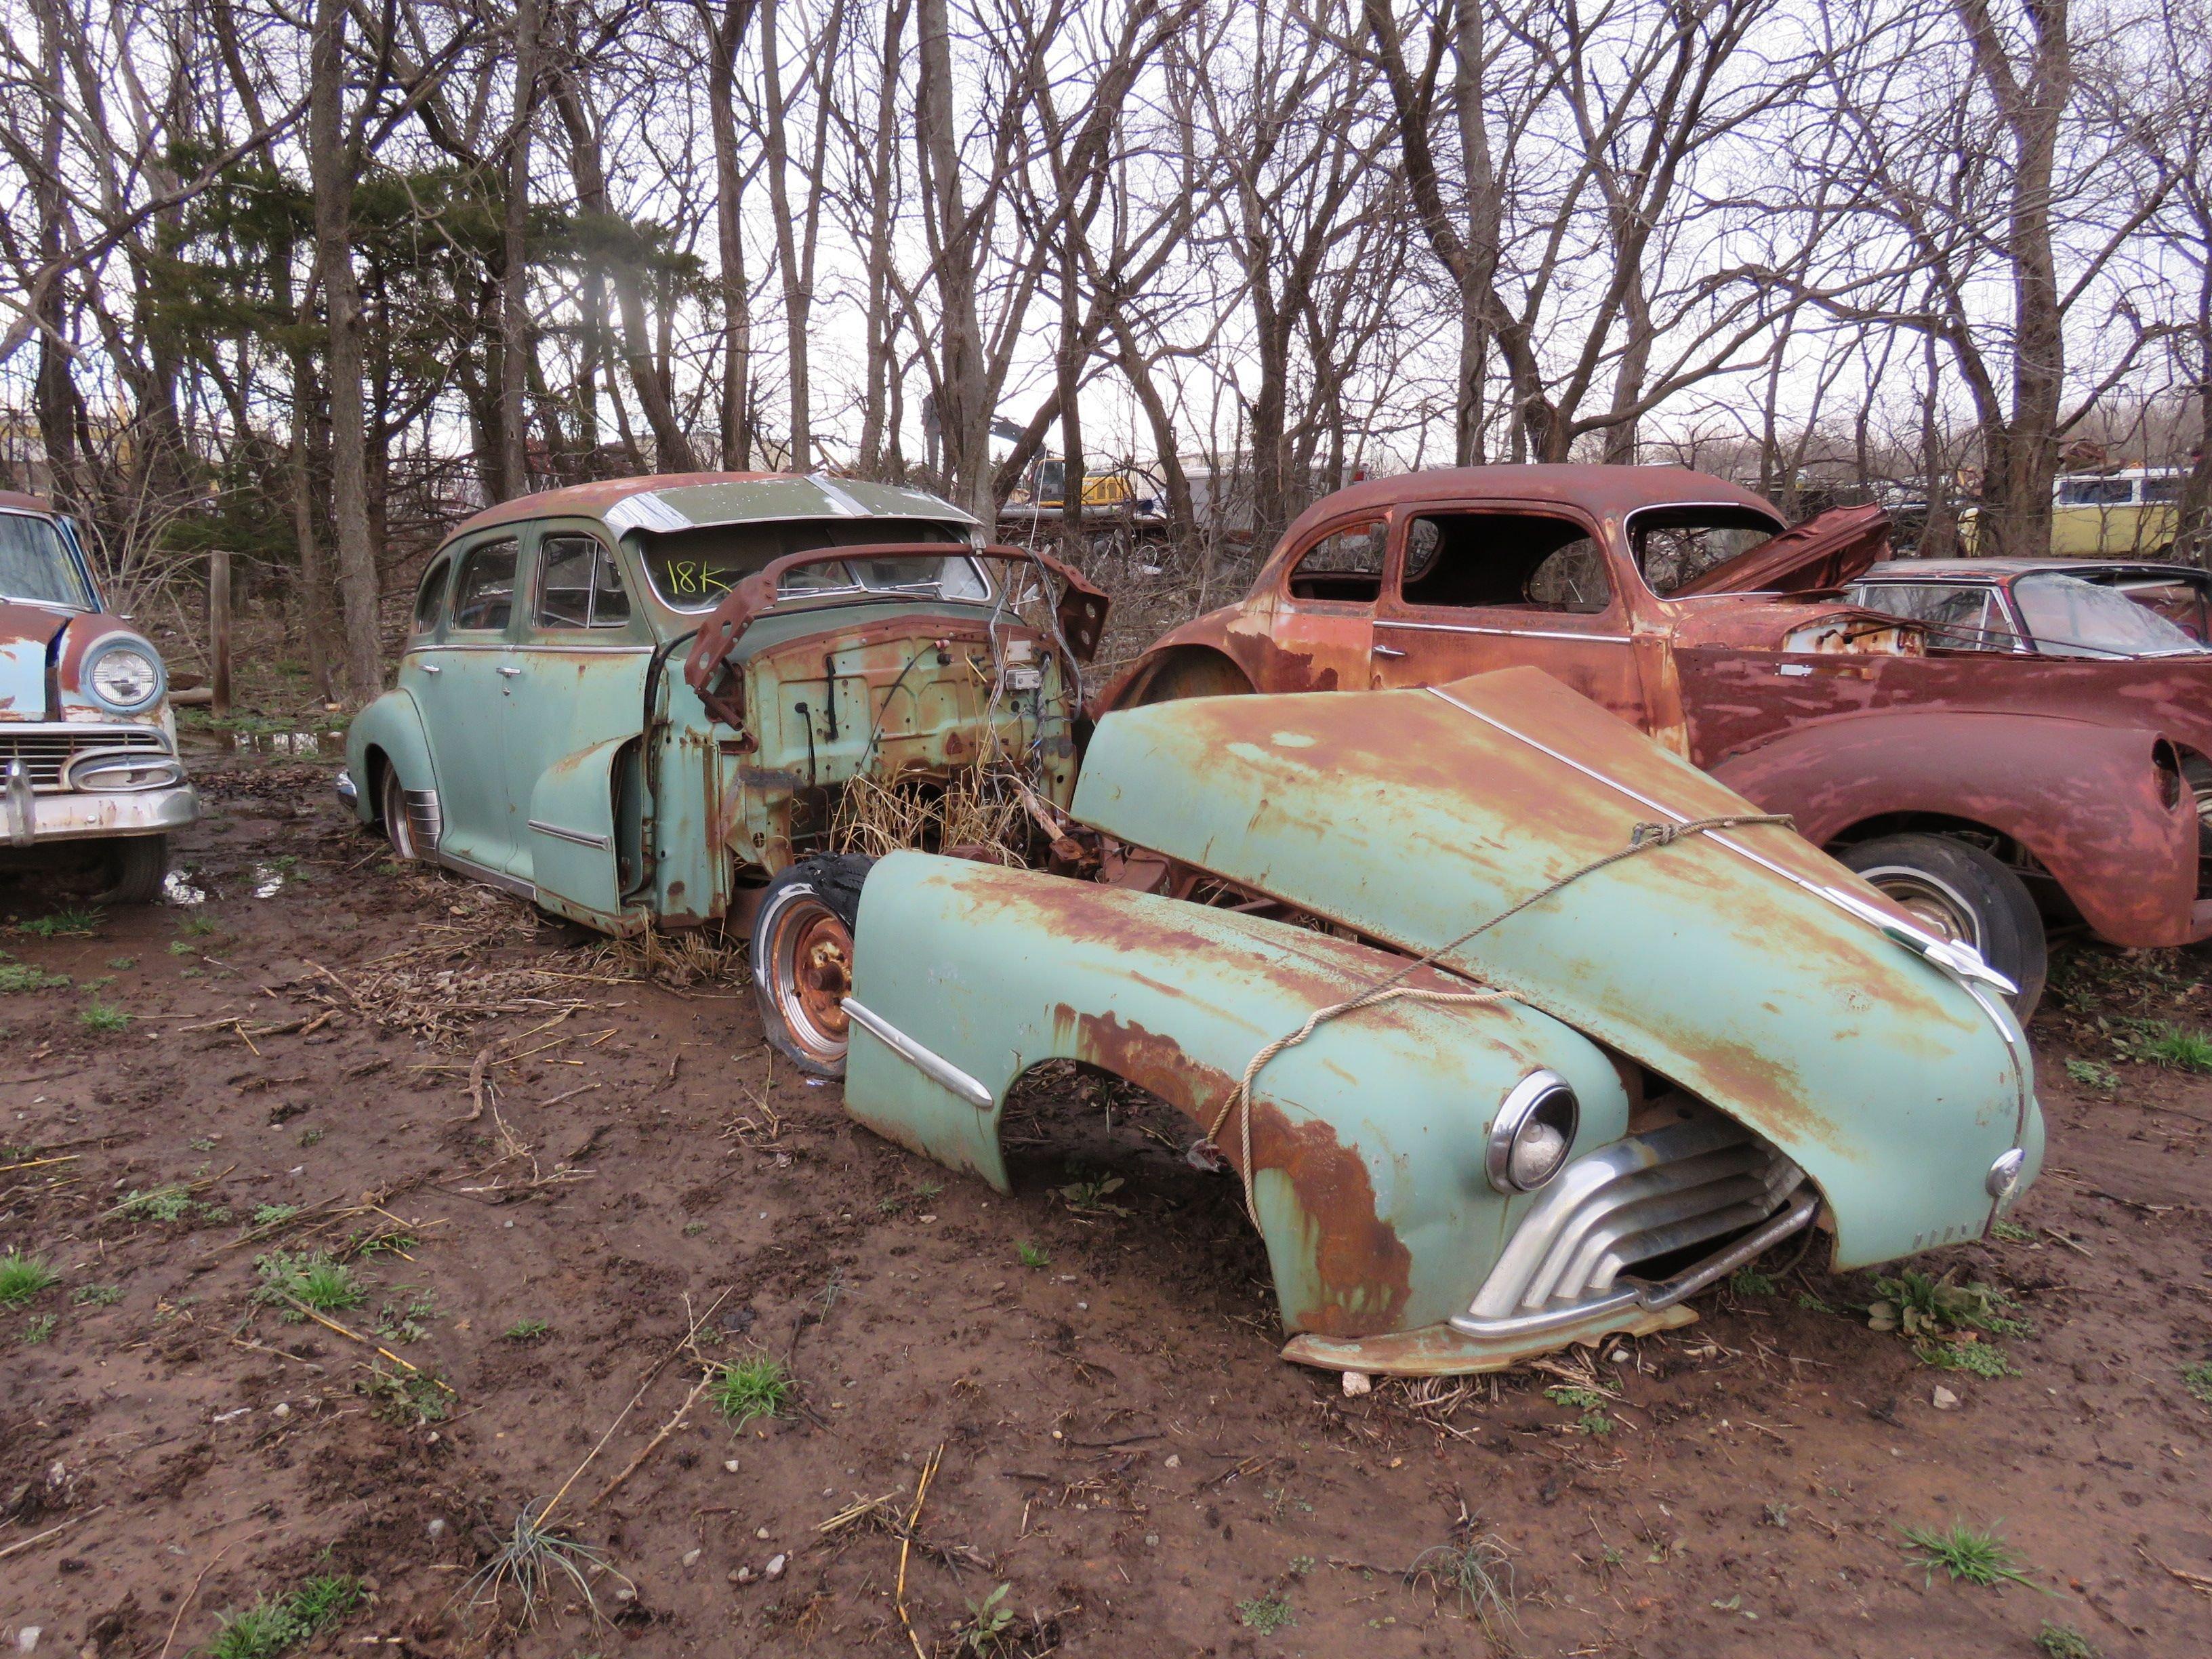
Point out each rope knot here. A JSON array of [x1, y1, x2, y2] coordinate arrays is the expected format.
[[1630, 820, 1681, 847]]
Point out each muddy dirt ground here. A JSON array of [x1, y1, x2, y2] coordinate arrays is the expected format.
[[3, 747, 2209, 1659]]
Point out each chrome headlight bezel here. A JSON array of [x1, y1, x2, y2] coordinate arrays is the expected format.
[[1486, 1069, 1580, 1194], [80, 636, 167, 715]]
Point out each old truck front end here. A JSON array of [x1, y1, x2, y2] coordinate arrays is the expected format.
[[1, 499, 197, 901], [821, 668, 2041, 1375]]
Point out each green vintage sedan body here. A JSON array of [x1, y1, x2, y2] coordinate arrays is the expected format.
[[823, 668, 2042, 1374], [342, 473, 1097, 939]]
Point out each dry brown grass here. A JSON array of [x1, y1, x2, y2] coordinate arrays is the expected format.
[[829, 769, 1029, 864]]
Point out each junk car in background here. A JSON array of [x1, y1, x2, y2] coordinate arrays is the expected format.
[[1, 490, 198, 901], [342, 472, 1104, 1066], [1102, 465, 2212, 1015], [767, 669, 2041, 1375]]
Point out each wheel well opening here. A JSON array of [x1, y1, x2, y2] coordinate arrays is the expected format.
[[994, 1058, 1270, 1287], [361, 746, 391, 823], [1118, 647, 1256, 709], [1826, 812, 2029, 872]]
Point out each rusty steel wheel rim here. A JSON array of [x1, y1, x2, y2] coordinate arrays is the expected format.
[[767, 897, 853, 1065], [381, 769, 417, 861], [1858, 865, 1981, 951]]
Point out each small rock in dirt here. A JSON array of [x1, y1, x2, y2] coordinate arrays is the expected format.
[[1164, 1454, 1181, 1469], [723, 1459, 741, 1473], [764, 1555, 786, 1580], [613, 1586, 636, 1603], [731, 1568, 751, 1584], [1931, 1386, 1959, 1410], [681, 1549, 701, 1568], [1341, 1370, 1372, 1398], [271, 1403, 290, 1419], [16, 1626, 39, 1652], [1143, 1534, 1159, 1547], [1609, 1348, 1630, 1364], [426, 1519, 446, 1539], [755, 1525, 770, 1540]]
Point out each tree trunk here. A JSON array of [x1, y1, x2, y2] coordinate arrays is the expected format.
[[32, 0, 74, 506], [699, 0, 758, 470], [310, 0, 382, 703], [1057, 212, 1084, 559], [916, 0, 989, 517], [857, 0, 909, 475], [498, 0, 539, 500]]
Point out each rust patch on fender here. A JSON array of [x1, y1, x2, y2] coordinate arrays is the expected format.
[[1055, 1006, 1414, 1338]]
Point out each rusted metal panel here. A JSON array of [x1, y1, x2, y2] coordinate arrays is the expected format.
[[842, 849, 1635, 1341], [1071, 668, 2041, 1273]]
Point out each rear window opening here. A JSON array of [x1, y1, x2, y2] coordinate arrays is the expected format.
[[636, 518, 986, 611], [1631, 506, 1789, 596], [1398, 512, 1611, 613]]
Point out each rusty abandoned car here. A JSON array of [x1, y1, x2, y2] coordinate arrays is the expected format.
[[344, 468, 2044, 1375], [1103, 465, 2212, 1015], [1, 489, 199, 901]]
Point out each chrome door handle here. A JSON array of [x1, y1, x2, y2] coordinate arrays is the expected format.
[[497, 665, 523, 678], [1372, 645, 1408, 659], [419, 663, 442, 675]]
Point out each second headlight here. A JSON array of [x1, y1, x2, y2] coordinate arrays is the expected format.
[[1486, 1069, 1580, 1194]]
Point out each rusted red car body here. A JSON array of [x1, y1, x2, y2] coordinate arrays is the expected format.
[[1103, 466, 2212, 977]]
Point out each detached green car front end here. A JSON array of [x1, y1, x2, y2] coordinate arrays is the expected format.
[[829, 669, 2041, 1374]]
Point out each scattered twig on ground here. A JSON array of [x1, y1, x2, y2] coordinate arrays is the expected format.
[[586, 1372, 715, 1513], [895, 1443, 946, 1659], [0, 1504, 106, 1561]]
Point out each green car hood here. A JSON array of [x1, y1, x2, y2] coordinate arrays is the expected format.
[[1070, 667, 2039, 1267]]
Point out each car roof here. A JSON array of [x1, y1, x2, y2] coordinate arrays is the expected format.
[[442, 472, 978, 544], [1858, 558, 2205, 581], [0, 490, 53, 514], [1273, 465, 1781, 550]]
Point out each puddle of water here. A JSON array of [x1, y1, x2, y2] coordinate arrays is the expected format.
[[162, 870, 207, 905], [228, 731, 345, 756]]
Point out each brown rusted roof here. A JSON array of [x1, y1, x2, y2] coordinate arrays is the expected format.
[[1276, 465, 1779, 549], [0, 489, 52, 514], [444, 472, 783, 541]]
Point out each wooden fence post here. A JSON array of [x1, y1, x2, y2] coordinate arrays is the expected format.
[[209, 550, 232, 716]]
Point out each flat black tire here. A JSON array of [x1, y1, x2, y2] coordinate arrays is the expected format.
[[751, 854, 874, 1077], [1838, 832, 2047, 1019]]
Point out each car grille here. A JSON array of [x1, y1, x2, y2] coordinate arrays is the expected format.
[[0, 728, 171, 792], [1460, 1112, 1805, 1324]]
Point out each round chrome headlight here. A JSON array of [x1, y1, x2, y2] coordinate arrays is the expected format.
[[1486, 1069, 1580, 1194], [83, 638, 165, 714]]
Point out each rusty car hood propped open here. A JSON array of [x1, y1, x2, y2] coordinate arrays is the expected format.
[[1671, 502, 1893, 598], [1069, 667, 2038, 1269]]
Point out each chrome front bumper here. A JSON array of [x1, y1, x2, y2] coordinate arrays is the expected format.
[[3, 772, 201, 846], [334, 767, 359, 807]]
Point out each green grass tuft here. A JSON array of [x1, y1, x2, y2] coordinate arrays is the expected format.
[[1898, 1520, 2036, 1589], [504, 1317, 551, 1342], [2121, 1020, 2212, 1073], [1990, 1219, 2034, 1243], [18, 905, 102, 938], [0, 1249, 60, 1307], [1729, 1266, 1779, 1296], [0, 954, 70, 993], [2183, 1360, 2212, 1406], [2036, 1622, 2100, 1659], [20, 1313, 56, 1344], [712, 1351, 792, 1430], [255, 1250, 366, 1315], [79, 1000, 131, 1033], [202, 1573, 364, 1659], [117, 1184, 194, 1222], [0, 1256, 59, 1309], [1016, 1241, 1050, 1270], [1235, 1592, 1294, 1634], [1916, 1338, 2015, 1378], [73, 1283, 122, 1306]]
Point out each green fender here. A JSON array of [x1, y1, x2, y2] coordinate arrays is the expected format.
[[844, 851, 1632, 1340], [345, 691, 436, 827]]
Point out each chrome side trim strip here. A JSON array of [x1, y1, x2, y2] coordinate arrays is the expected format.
[[434, 846, 533, 899], [842, 997, 994, 1110], [528, 818, 612, 849], [1377, 619, 1629, 644]]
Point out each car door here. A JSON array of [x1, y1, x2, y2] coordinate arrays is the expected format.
[[508, 520, 653, 926], [1259, 514, 1382, 691], [422, 530, 524, 880], [1368, 504, 1646, 723]]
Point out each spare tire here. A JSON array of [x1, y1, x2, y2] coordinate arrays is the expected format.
[[751, 854, 874, 1076], [1837, 832, 2047, 1019]]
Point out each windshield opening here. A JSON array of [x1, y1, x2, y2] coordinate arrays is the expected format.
[[635, 518, 987, 611], [2013, 572, 2211, 659], [1629, 506, 1787, 596], [0, 511, 94, 610]]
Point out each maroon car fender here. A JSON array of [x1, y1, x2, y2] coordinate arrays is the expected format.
[[1707, 708, 2203, 948]]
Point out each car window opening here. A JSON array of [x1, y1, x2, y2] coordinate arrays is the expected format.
[[1399, 512, 1612, 615], [0, 511, 95, 610], [450, 537, 520, 632], [636, 518, 986, 611], [1629, 507, 1788, 596], [1845, 582, 2021, 651], [2012, 572, 2211, 659], [535, 535, 632, 630], [1287, 519, 1387, 602], [411, 556, 450, 634]]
